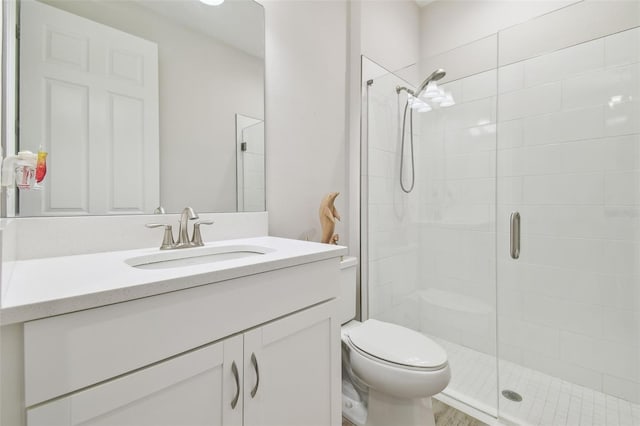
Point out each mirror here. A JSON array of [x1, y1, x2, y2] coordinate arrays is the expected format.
[[4, 0, 265, 216]]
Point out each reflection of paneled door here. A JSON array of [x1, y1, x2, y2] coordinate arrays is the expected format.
[[241, 122, 265, 212], [235, 114, 264, 212], [19, 0, 159, 216]]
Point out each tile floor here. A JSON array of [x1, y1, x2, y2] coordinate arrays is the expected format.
[[433, 335, 640, 426]]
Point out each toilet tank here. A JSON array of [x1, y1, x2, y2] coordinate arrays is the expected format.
[[339, 256, 358, 324]]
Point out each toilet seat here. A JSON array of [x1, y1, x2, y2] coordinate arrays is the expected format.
[[345, 319, 448, 371]]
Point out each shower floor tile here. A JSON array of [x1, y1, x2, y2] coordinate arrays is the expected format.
[[430, 335, 640, 426]]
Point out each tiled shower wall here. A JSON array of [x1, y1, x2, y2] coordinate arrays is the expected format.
[[365, 59, 422, 329], [366, 0, 640, 407], [414, 25, 640, 403], [417, 59, 498, 357], [497, 27, 640, 403]]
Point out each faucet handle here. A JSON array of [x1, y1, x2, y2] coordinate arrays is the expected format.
[[191, 220, 214, 246], [145, 223, 175, 250]]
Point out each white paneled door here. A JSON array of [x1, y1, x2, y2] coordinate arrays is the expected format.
[[19, 0, 159, 216]]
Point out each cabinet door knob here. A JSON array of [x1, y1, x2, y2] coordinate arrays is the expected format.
[[231, 361, 240, 409], [250, 353, 260, 398]]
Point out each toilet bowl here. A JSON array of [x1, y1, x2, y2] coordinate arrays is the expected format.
[[339, 257, 451, 426]]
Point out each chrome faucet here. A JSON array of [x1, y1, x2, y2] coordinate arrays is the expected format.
[[146, 207, 214, 250], [176, 207, 199, 247]]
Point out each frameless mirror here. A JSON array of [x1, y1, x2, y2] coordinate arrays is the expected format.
[[3, 0, 265, 217]]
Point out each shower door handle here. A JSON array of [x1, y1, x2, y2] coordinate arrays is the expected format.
[[510, 212, 520, 260]]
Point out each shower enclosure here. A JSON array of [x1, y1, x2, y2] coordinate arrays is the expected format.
[[362, 3, 640, 425]]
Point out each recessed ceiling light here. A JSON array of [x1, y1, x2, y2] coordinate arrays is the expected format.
[[200, 0, 224, 5]]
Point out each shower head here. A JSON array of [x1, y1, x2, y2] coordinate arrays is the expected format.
[[414, 68, 446, 97]]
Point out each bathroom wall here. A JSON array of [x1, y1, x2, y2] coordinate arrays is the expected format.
[[362, 0, 578, 325], [497, 24, 640, 403], [264, 0, 420, 249], [417, 53, 498, 356], [364, 58, 422, 329], [419, 0, 579, 60], [347, 1, 421, 318], [0, 212, 268, 260], [359, 0, 420, 75], [263, 0, 348, 244], [36, 0, 264, 213]]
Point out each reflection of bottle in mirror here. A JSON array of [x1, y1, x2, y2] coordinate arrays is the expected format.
[[34, 149, 48, 189], [15, 151, 37, 190]]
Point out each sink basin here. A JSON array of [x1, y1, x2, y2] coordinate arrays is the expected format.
[[126, 245, 274, 270]]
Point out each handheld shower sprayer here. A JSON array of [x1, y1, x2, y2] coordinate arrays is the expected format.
[[397, 69, 447, 194], [396, 68, 446, 97]]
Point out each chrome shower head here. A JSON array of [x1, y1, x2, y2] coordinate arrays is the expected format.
[[414, 68, 446, 97]]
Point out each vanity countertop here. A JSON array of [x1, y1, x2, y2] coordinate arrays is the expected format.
[[0, 236, 347, 325]]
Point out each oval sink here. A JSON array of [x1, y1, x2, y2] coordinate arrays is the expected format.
[[126, 245, 274, 270]]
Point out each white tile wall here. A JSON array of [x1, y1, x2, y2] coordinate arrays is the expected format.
[[366, 64, 421, 327], [498, 0, 640, 67], [414, 40, 498, 359], [367, 12, 640, 418], [498, 82, 561, 121], [498, 26, 640, 403]]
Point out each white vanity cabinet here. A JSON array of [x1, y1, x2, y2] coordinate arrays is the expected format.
[[26, 300, 338, 426], [20, 259, 342, 426], [27, 336, 243, 426]]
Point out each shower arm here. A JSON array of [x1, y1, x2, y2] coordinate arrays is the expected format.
[[396, 86, 415, 96]]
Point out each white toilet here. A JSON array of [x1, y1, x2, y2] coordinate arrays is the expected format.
[[339, 257, 451, 426]]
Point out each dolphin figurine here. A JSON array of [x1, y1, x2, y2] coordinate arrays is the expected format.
[[319, 192, 341, 244]]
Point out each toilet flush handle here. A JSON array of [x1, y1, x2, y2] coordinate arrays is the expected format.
[[250, 353, 260, 398]]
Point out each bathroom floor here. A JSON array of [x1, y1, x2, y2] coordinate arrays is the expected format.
[[433, 336, 640, 426], [341, 400, 487, 426]]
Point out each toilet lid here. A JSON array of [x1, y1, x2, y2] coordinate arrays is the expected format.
[[347, 319, 448, 369]]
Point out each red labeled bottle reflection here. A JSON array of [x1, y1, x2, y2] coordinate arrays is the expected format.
[[35, 150, 47, 183]]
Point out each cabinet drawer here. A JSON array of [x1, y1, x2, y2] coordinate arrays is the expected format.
[[24, 259, 339, 406]]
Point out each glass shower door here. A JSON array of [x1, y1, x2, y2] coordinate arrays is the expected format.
[[496, 19, 640, 425]]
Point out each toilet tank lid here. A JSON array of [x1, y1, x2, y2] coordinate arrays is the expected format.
[[340, 256, 358, 269], [347, 319, 447, 369]]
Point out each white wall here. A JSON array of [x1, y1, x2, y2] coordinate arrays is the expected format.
[[264, 0, 348, 243], [37, 0, 264, 213], [419, 0, 579, 60], [360, 0, 420, 74]]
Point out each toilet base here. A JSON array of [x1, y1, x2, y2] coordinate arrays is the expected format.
[[365, 389, 436, 426]]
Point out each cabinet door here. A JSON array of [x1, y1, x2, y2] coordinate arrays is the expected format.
[[27, 336, 243, 426], [243, 300, 341, 426]]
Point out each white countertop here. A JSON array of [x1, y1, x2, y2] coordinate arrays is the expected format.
[[1, 236, 347, 325]]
